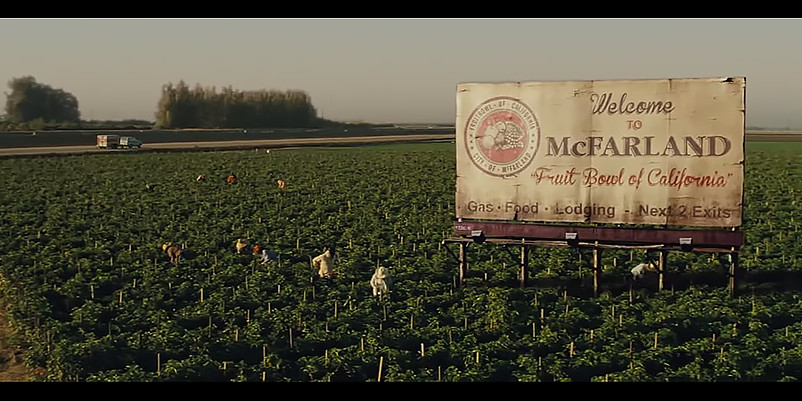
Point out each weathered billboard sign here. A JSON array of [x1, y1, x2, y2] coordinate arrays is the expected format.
[[455, 77, 745, 228]]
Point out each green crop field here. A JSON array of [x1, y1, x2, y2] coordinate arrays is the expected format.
[[0, 141, 800, 381]]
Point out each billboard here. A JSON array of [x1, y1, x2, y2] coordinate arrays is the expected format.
[[455, 77, 745, 228]]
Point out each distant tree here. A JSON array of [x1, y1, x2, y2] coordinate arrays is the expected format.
[[154, 81, 319, 129], [4, 76, 81, 123]]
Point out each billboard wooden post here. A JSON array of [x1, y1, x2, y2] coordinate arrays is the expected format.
[[519, 245, 528, 289], [592, 247, 601, 297], [729, 250, 739, 298], [658, 250, 667, 292], [459, 242, 467, 289]]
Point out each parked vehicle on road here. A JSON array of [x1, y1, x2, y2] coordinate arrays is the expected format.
[[96, 134, 143, 149]]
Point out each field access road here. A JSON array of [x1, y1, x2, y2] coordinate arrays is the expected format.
[[0, 133, 455, 158]]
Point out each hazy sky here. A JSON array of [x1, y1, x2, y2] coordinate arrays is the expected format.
[[2, 18, 800, 127]]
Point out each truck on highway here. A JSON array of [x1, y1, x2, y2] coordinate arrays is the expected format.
[[96, 135, 143, 149]]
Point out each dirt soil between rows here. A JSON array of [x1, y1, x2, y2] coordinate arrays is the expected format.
[[0, 298, 33, 382]]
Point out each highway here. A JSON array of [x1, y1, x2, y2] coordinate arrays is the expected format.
[[0, 133, 455, 157], [1, 131, 800, 158]]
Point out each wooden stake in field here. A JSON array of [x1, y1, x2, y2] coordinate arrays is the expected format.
[[377, 356, 384, 382]]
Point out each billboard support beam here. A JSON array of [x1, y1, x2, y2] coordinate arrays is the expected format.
[[520, 245, 528, 289], [592, 246, 601, 297], [729, 250, 739, 298], [459, 242, 467, 289], [453, 221, 744, 248], [440, 240, 468, 290]]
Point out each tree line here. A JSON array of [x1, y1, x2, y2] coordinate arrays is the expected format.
[[154, 81, 321, 129], [1, 76, 339, 131]]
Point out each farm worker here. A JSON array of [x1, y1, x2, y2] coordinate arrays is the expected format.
[[235, 238, 248, 254], [312, 247, 337, 279], [162, 242, 183, 265], [631, 261, 657, 281], [260, 248, 278, 264], [370, 266, 391, 298], [277, 179, 286, 189]]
